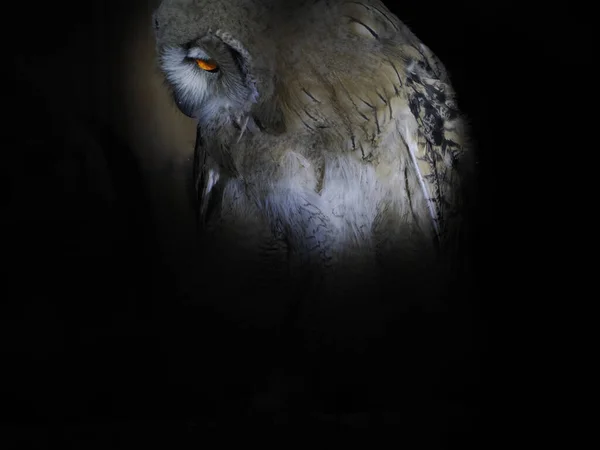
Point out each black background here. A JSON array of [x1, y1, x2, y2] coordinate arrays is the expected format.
[[3, 0, 587, 446]]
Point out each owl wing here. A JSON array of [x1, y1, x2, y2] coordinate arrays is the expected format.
[[336, 0, 471, 253], [396, 40, 470, 253], [280, 1, 470, 256]]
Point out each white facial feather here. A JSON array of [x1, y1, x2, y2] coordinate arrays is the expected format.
[[160, 46, 210, 112], [159, 44, 245, 126]]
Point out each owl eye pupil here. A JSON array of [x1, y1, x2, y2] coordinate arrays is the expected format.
[[196, 59, 219, 73]]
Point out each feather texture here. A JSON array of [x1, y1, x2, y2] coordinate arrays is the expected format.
[[154, 0, 472, 311]]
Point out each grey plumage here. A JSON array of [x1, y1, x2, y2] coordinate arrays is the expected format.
[[152, 0, 473, 324]]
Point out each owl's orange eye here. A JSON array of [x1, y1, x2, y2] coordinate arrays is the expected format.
[[196, 59, 219, 72]]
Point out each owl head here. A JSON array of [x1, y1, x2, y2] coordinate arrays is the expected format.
[[152, 0, 283, 130], [157, 33, 256, 124]]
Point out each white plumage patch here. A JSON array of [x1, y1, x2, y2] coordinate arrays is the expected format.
[[319, 154, 382, 249], [205, 168, 220, 196]]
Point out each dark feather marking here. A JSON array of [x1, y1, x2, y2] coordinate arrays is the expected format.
[[301, 87, 321, 103], [304, 108, 319, 122], [359, 98, 374, 108], [358, 97, 380, 133], [252, 116, 266, 131], [413, 44, 441, 78], [387, 59, 403, 89], [371, 5, 399, 31], [294, 109, 314, 130], [344, 15, 379, 40], [425, 140, 445, 230], [403, 163, 420, 224], [347, 1, 399, 32], [301, 119, 315, 131], [338, 78, 371, 122]]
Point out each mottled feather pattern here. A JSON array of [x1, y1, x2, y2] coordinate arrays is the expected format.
[[153, 0, 472, 308]]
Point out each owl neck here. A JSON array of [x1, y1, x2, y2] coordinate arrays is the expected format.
[[197, 112, 260, 177]]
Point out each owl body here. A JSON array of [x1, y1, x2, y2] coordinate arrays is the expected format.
[[154, 0, 471, 310]]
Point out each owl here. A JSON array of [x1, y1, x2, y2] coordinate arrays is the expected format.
[[152, 0, 472, 329]]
